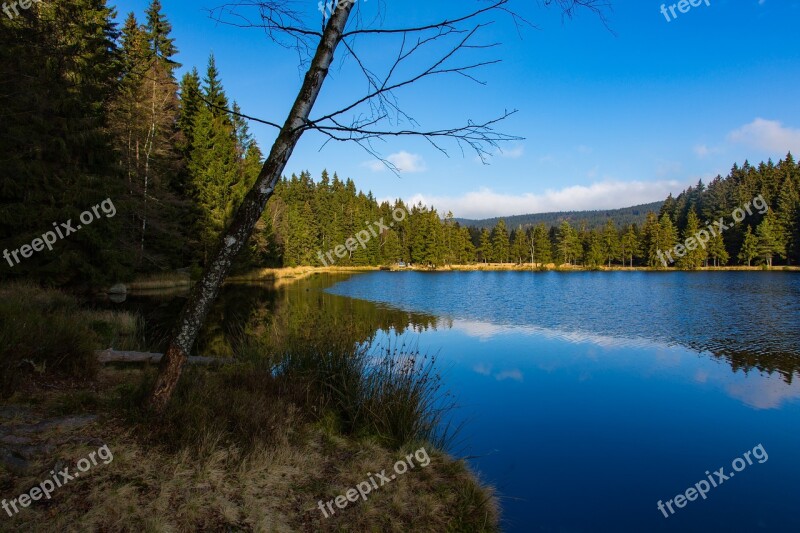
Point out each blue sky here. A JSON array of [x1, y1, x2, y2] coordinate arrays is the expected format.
[[111, 0, 800, 218]]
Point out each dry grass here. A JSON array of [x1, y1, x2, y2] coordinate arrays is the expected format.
[[228, 266, 380, 288], [2, 367, 498, 533], [127, 271, 192, 290]]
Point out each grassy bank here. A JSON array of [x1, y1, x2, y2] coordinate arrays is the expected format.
[[127, 271, 192, 291], [0, 284, 499, 532]]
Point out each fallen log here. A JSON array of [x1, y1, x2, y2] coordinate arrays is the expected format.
[[96, 350, 233, 366]]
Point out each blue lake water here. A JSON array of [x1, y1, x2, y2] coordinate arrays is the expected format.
[[324, 271, 800, 532]]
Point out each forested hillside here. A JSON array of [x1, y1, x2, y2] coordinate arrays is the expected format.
[[456, 202, 663, 231], [2, 1, 799, 286]]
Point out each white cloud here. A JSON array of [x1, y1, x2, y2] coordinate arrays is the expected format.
[[406, 180, 685, 219], [497, 145, 524, 159], [727, 118, 800, 154], [364, 151, 427, 173]]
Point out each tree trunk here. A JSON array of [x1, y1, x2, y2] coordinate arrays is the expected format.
[[147, 4, 355, 413]]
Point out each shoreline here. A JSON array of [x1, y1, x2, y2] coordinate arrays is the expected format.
[[123, 263, 799, 294], [229, 263, 800, 277]]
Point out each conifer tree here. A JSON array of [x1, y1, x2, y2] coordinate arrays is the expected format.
[[655, 213, 678, 268], [532, 223, 552, 265], [707, 231, 729, 267], [756, 211, 783, 267], [585, 229, 604, 267], [478, 228, 492, 263], [491, 220, 510, 263], [738, 226, 759, 266], [557, 220, 579, 265], [511, 227, 531, 264], [145, 0, 178, 68], [776, 176, 799, 263], [620, 224, 639, 267], [178, 68, 202, 156], [602, 219, 620, 267], [0, 0, 128, 284], [677, 209, 706, 269], [641, 213, 662, 267]]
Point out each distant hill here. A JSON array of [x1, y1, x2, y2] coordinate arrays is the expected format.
[[455, 201, 663, 230]]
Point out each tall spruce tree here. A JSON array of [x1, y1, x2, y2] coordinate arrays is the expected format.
[[491, 220, 510, 263], [677, 209, 706, 269], [738, 226, 759, 266]]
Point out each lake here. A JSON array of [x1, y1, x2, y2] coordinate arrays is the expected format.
[[121, 271, 800, 532]]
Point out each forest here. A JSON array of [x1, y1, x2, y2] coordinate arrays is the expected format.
[[2, 1, 799, 290]]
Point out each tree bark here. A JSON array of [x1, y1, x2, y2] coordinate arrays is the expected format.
[[146, 4, 355, 413]]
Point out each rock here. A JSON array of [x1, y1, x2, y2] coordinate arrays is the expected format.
[[108, 283, 127, 295]]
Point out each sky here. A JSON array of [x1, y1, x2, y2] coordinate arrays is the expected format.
[[111, 0, 800, 219]]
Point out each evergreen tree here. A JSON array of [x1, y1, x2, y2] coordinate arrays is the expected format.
[[584, 229, 604, 267], [511, 227, 530, 264], [738, 226, 759, 266], [204, 54, 229, 115], [656, 213, 678, 268], [459, 226, 476, 263], [677, 209, 706, 269], [556, 220, 580, 265], [478, 228, 492, 263], [601, 219, 620, 267], [188, 56, 242, 261], [0, 0, 129, 284], [145, 0, 178, 68], [531, 223, 552, 265], [491, 220, 510, 263], [620, 224, 640, 267], [707, 231, 729, 267], [178, 68, 202, 157], [756, 211, 783, 267], [776, 176, 799, 263], [641, 213, 662, 267]]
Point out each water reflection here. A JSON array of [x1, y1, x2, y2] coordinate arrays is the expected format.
[[326, 271, 800, 384], [108, 271, 800, 532]]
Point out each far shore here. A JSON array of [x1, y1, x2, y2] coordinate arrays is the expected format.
[[224, 263, 800, 282], [125, 263, 799, 293]]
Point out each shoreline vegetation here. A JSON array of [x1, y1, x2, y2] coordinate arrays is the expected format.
[[212, 263, 800, 286], [0, 283, 498, 531], [120, 262, 800, 295]]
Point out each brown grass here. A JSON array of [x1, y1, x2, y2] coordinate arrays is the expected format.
[[2, 367, 498, 533], [127, 271, 192, 290]]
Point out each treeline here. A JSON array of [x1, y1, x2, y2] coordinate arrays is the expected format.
[[1, 0, 260, 285], [267, 155, 799, 269], [511, 154, 800, 269]]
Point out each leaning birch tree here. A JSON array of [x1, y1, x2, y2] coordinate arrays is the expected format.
[[147, 0, 610, 412]]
